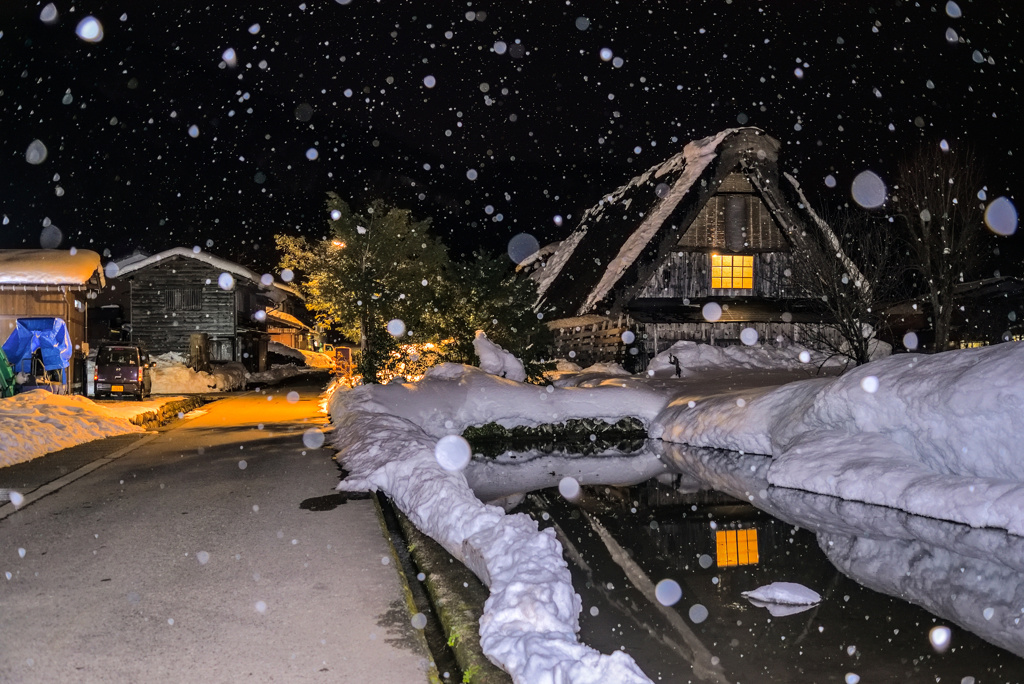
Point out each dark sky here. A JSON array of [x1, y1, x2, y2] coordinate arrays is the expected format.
[[1, 0, 1020, 271]]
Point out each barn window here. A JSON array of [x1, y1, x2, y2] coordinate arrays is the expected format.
[[711, 254, 753, 291], [166, 288, 203, 311]]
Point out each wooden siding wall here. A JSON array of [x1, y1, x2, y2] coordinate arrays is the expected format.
[[0, 287, 89, 390], [127, 259, 241, 356], [551, 316, 633, 369], [636, 251, 796, 299], [678, 176, 788, 252], [639, 321, 846, 357]]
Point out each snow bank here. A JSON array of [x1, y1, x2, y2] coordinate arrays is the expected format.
[[329, 364, 665, 683], [0, 392, 143, 467], [268, 341, 334, 369], [150, 356, 246, 394], [647, 340, 843, 377], [473, 331, 527, 382], [654, 343, 1024, 535], [246, 363, 305, 386]]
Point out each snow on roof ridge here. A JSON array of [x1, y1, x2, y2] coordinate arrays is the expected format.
[[578, 128, 738, 314], [0, 248, 104, 286], [112, 247, 299, 298]]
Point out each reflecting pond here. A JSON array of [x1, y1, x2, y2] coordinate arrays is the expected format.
[[465, 444, 1024, 682]]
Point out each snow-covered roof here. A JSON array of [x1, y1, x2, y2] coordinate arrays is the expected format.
[[266, 308, 310, 330], [0, 249, 105, 288], [533, 128, 831, 319], [111, 247, 302, 301]]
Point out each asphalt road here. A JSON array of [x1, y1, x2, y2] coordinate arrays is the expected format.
[[0, 375, 434, 683]]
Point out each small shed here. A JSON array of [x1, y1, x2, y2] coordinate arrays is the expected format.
[[0, 249, 105, 393], [110, 248, 302, 373], [532, 128, 856, 368]]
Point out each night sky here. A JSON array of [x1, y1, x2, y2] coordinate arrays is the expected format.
[[1, 0, 1020, 271]]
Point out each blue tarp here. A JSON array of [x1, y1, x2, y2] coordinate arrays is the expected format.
[[1, 317, 73, 374]]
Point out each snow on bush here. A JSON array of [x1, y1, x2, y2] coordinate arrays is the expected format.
[[653, 342, 1024, 535], [329, 364, 667, 683], [0, 392, 143, 467], [473, 330, 527, 382]]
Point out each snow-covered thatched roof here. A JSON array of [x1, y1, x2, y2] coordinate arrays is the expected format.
[[0, 249, 105, 288], [533, 127, 835, 319]]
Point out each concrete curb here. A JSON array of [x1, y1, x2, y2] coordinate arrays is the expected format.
[[392, 506, 512, 684]]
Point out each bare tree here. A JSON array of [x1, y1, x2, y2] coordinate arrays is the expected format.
[[894, 143, 986, 352], [790, 209, 908, 366]]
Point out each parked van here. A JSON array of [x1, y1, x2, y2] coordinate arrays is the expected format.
[[94, 344, 151, 400]]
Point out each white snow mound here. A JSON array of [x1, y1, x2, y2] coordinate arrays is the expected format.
[[741, 581, 822, 605], [473, 330, 527, 383]]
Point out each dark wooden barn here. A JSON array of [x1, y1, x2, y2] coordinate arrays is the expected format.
[[109, 248, 302, 372], [532, 127, 858, 368]]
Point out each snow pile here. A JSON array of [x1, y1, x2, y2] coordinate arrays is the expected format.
[[742, 582, 821, 605], [0, 392, 143, 467], [246, 363, 305, 386], [647, 340, 843, 377], [150, 356, 246, 394], [473, 331, 527, 382], [329, 364, 665, 683], [653, 343, 1024, 535], [268, 341, 334, 369]]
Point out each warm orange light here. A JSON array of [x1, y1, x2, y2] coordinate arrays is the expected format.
[[711, 254, 754, 291], [332, 240, 346, 248], [715, 527, 759, 567]]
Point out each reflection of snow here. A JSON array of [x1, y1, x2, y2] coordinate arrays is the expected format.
[[659, 442, 1024, 657]]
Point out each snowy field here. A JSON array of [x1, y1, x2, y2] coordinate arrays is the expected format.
[[327, 337, 1024, 682]]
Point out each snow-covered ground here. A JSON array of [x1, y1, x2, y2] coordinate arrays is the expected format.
[[0, 392, 165, 468], [327, 337, 1024, 682]]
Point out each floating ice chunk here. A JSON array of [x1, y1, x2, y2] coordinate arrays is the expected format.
[[434, 435, 471, 472], [655, 579, 682, 606], [742, 581, 821, 605]]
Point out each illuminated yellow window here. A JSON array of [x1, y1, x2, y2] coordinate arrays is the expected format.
[[715, 527, 759, 567], [711, 254, 754, 291]]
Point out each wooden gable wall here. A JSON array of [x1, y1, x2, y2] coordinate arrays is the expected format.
[[127, 257, 248, 356]]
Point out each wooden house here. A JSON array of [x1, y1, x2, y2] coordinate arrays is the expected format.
[[0, 249, 105, 393], [533, 128, 857, 368], [110, 248, 304, 372]]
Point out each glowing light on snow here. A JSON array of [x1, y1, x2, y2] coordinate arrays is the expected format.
[[689, 604, 709, 623], [493, 41, 507, 55], [286, 391, 300, 404], [411, 613, 428, 629], [903, 332, 919, 350], [946, 1, 962, 18], [196, 551, 210, 565], [40, 3, 58, 23], [599, 48, 613, 61], [9, 491, 24, 508], [860, 376, 879, 393], [302, 428, 325, 449], [655, 579, 682, 606], [188, 125, 200, 138], [621, 331, 636, 344], [575, 17, 590, 31], [799, 350, 811, 363], [305, 148, 319, 160], [25, 140, 48, 165], [218, 273, 234, 290], [740, 328, 759, 346], [281, 268, 294, 282], [824, 174, 837, 188], [255, 600, 267, 614], [507, 232, 540, 264], [466, 169, 478, 180], [238, 460, 247, 470], [387, 319, 406, 337], [558, 476, 581, 500], [929, 625, 952, 652], [74, 16, 103, 41], [984, 197, 1018, 236], [423, 75, 436, 88], [702, 302, 722, 322], [434, 435, 472, 472], [851, 170, 886, 208]]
